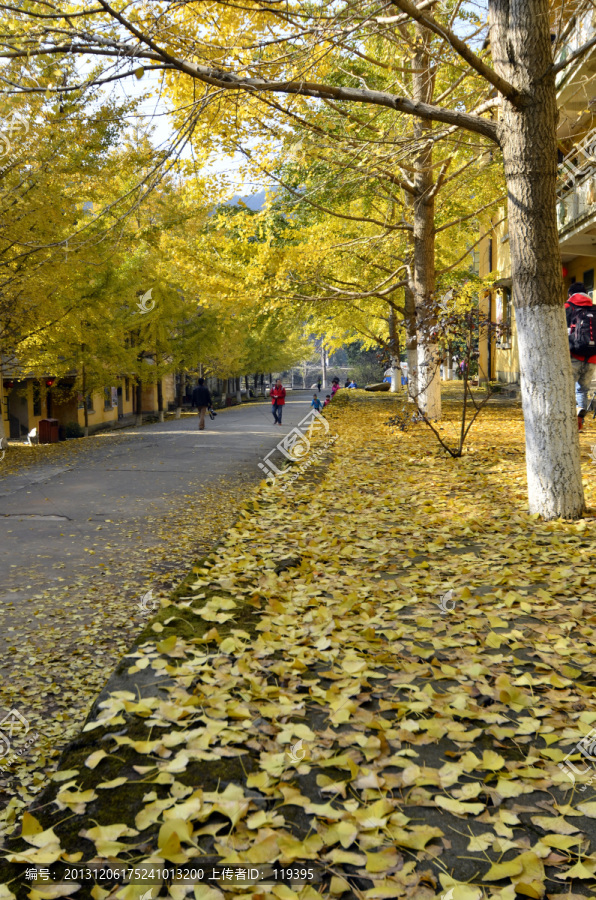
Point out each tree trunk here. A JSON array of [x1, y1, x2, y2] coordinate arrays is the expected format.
[[135, 380, 142, 427], [490, 0, 584, 519], [175, 372, 184, 419], [157, 379, 164, 422], [404, 274, 418, 403], [82, 359, 89, 436], [388, 309, 400, 393], [236, 376, 242, 404], [0, 365, 7, 451], [412, 23, 441, 420], [320, 347, 327, 389]]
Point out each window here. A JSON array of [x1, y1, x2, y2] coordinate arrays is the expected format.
[[104, 387, 111, 410], [85, 394, 93, 412], [584, 268, 594, 298], [33, 383, 41, 417], [125, 377, 130, 402], [496, 287, 513, 348]]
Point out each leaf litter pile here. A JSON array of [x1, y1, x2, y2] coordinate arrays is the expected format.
[[0, 423, 257, 832], [3, 391, 596, 900]]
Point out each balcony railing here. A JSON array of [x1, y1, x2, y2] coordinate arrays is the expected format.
[[555, 10, 595, 84], [557, 125, 596, 230]]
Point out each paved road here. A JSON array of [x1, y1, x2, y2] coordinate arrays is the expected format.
[[0, 392, 312, 616], [0, 392, 316, 812]]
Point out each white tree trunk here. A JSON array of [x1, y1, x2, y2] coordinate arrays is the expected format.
[[416, 340, 441, 419], [515, 307, 583, 517], [158, 410, 165, 422], [490, 0, 585, 518], [390, 358, 400, 393], [411, 23, 441, 420], [406, 346, 418, 403]]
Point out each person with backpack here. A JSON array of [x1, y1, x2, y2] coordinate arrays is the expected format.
[[566, 281, 596, 431], [270, 378, 286, 425], [192, 378, 212, 431]]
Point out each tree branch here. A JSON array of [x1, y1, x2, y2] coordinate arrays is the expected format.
[[551, 32, 596, 75], [388, 0, 522, 106]]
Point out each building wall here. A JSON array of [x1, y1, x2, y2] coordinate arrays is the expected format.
[[478, 218, 519, 383], [564, 255, 596, 296]]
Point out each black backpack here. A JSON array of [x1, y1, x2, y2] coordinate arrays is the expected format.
[[567, 302, 596, 357]]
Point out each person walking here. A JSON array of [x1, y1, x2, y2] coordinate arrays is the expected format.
[[331, 377, 340, 398], [311, 393, 323, 411], [317, 377, 322, 392], [566, 281, 596, 431], [270, 378, 286, 425], [192, 378, 212, 431]]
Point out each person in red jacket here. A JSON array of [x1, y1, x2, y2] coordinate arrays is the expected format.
[[270, 378, 286, 425], [566, 281, 596, 430]]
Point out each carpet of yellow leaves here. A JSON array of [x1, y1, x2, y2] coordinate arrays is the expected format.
[[3, 390, 596, 900]]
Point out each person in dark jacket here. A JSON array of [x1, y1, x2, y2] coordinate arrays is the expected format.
[[566, 282, 596, 430], [192, 378, 212, 431]]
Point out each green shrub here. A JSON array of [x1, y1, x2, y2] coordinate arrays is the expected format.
[[64, 421, 84, 439]]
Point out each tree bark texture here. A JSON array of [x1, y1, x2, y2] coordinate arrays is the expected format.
[[490, 0, 584, 518], [412, 26, 441, 418]]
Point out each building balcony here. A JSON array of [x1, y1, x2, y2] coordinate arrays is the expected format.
[[556, 11, 596, 135], [556, 123, 596, 255]]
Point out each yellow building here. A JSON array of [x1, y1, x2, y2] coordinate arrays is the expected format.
[[479, 10, 596, 384], [1, 373, 177, 441]]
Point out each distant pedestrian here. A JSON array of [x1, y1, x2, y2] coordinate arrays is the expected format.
[[331, 377, 340, 398], [348, 380, 357, 389], [270, 378, 286, 425], [311, 393, 323, 411], [566, 281, 596, 430], [192, 378, 212, 431], [324, 395, 331, 407], [344, 378, 351, 388], [317, 378, 322, 392]]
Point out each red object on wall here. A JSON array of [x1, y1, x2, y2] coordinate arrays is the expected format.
[[562, 266, 568, 277], [3, 380, 14, 390], [45, 378, 55, 388]]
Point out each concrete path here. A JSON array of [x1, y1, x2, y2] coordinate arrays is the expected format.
[[0, 392, 311, 614], [0, 391, 314, 812]]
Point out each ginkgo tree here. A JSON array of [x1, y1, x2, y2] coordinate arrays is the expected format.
[[2, 0, 593, 517]]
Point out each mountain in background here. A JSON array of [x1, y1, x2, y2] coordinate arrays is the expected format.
[[227, 189, 267, 211]]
